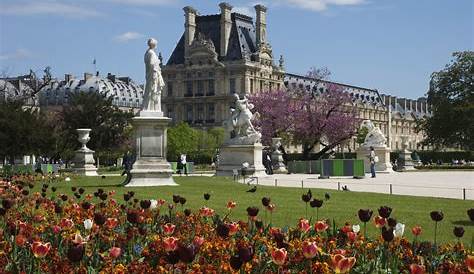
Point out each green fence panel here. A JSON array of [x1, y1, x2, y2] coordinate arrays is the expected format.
[[353, 160, 365, 177], [310, 160, 321, 174], [332, 160, 344, 176], [169, 162, 194, 173]]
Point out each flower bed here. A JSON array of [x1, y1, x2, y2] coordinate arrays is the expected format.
[[0, 175, 473, 273]]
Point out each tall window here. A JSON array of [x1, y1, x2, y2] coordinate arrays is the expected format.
[[208, 80, 215, 95], [167, 82, 173, 96], [196, 104, 204, 123], [196, 81, 204, 96], [186, 105, 193, 123], [185, 81, 193, 97], [229, 79, 236, 94], [167, 105, 174, 120], [207, 103, 215, 122]]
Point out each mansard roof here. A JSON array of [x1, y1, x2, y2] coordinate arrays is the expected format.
[[167, 13, 258, 65], [284, 73, 385, 108]]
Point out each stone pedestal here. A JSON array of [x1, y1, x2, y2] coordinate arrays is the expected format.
[[126, 112, 177, 187], [271, 138, 287, 174], [398, 149, 416, 171], [357, 146, 393, 173], [216, 143, 267, 177], [73, 129, 98, 176]]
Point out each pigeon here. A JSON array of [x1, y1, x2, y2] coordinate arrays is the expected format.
[[342, 185, 350, 191], [101, 175, 106, 179], [246, 186, 257, 193], [324, 192, 331, 201]]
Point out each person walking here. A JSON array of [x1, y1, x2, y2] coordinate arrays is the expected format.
[[121, 151, 133, 185], [369, 146, 376, 178], [180, 153, 188, 176]]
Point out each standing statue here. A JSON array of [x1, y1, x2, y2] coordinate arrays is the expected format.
[[223, 94, 261, 145], [142, 38, 165, 112]]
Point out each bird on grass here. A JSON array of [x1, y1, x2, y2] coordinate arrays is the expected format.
[[246, 186, 257, 193], [307, 189, 312, 199], [342, 185, 350, 191], [101, 175, 106, 179], [324, 192, 331, 201]]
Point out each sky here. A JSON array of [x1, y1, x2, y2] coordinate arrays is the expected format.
[[0, 0, 472, 99]]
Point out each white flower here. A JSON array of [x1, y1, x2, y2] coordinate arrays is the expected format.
[[83, 219, 93, 230], [150, 199, 158, 210], [55, 174, 60, 178], [394, 223, 405, 238], [242, 162, 250, 168], [352, 224, 360, 233], [65, 177, 71, 182]]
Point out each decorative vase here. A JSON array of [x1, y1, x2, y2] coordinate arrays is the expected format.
[[76, 129, 91, 151]]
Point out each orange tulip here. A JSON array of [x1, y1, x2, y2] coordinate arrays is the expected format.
[[163, 223, 176, 235], [15, 234, 27, 247], [411, 226, 422, 236], [298, 218, 311, 233], [374, 216, 386, 228], [163, 237, 178, 252], [226, 200, 237, 209], [331, 254, 356, 273], [314, 221, 329, 233], [105, 218, 119, 230], [302, 241, 318, 259], [409, 264, 426, 274], [271, 248, 287, 266], [466, 255, 474, 273], [31, 241, 51, 258]]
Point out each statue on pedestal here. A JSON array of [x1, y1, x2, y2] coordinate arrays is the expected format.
[[142, 38, 165, 113], [360, 120, 387, 148], [224, 94, 261, 145]]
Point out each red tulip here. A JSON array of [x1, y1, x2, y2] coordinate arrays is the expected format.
[[271, 248, 287, 266], [314, 221, 329, 233], [346, 231, 357, 242], [105, 218, 119, 230], [109, 247, 121, 258], [298, 218, 311, 233], [193, 236, 204, 248], [466, 255, 474, 273], [60, 218, 74, 230], [31, 241, 52, 258], [228, 222, 239, 236], [374, 216, 386, 228], [411, 226, 422, 236], [266, 203, 276, 212], [199, 207, 215, 217], [331, 254, 356, 273], [163, 237, 178, 252], [226, 200, 236, 210], [302, 241, 318, 259], [163, 223, 176, 235], [15, 234, 27, 247], [409, 264, 426, 274]]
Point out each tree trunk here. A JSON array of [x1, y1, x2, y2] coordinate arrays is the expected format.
[[302, 143, 315, 160]]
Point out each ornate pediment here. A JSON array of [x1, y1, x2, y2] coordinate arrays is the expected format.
[[188, 32, 218, 60]]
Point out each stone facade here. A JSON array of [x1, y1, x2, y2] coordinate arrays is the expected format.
[[162, 2, 432, 152], [162, 3, 285, 127]]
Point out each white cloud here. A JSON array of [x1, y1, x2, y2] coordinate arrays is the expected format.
[[0, 1, 102, 18], [276, 0, 366, 11], [0, 49, 32, 61], [114, 32, 144, 42]]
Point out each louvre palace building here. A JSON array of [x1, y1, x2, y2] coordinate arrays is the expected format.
[[2, 2, 432, 153]]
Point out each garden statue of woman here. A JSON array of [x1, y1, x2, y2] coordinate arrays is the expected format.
[[142, 38, 165, 113]]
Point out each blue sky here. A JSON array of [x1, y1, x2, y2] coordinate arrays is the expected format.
[[0, 0, 472, 98]]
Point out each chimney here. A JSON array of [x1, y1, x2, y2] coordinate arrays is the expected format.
[[183, 6, 197, 57], [219, 2, 232, 57], [254, 4, 267, 46], [84, 72, 93, 81], [65, 74, 74, 82]]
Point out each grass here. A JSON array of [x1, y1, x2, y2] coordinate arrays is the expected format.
[[42, 175, 473, 244]]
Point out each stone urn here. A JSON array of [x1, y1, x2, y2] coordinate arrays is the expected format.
[[76, 128, 92, 151], [397, 135, 415, 171], [271, 137, 287, 174]]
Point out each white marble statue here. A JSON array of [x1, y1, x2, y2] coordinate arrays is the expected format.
[[361, 120, 387, 147], [142, 38, 165, 112], [224, 94, 261, 144]]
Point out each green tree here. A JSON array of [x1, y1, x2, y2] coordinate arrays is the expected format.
[[418, 51, 474, 150], [59, 92, 134, 164], [167, 122, 198, 162], [0, 101, 55, 164]]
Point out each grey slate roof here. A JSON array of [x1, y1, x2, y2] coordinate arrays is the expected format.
[[166, 13, 258, 65]]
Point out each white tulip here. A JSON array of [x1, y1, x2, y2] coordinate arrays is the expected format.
[[394, 223, 405, 238], [352, 224, 360, 233], [150, 199, 158, 210], [83, 219, 93, 230], [65, 177, 71, 182]]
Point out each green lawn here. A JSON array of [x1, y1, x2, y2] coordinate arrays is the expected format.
[[45, 175, 473, 244]]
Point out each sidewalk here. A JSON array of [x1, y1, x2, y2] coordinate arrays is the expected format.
[[243, 171, 474, 200]]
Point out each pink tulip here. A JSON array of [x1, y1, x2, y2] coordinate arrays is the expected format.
[[271, 248, 287, 266], [109, 247, 121, 258], [298, 218, 311, 233], [302, 241, 318, 259]]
